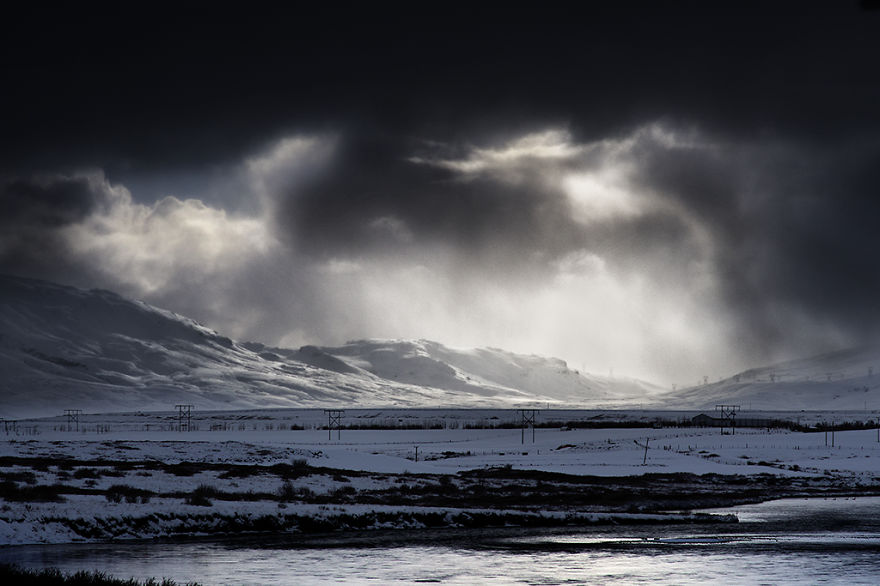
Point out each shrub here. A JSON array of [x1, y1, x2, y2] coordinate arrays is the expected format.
[[167, 463, 200, 477], [105, 485, 153, 504], [218, 467, 257, 479], [275, 458, 312, 480], [331, 485, 356, 498], [185, 484, 216, 507], [277, 481, 296, 502]]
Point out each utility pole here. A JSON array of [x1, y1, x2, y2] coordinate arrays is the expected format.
[[715, 405, 740, 435], [517, 409, 538, 444], [633, 438, 650, 465], [63, 409, 82, 432], [175, 405, 193, 432], [634, 438, 651, 465], [325, 409, 344, 440]]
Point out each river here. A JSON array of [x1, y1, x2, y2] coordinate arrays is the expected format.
[[3, 497, 880, 584]]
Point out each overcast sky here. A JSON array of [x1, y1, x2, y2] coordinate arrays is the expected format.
[[2, 3, 879, 385]]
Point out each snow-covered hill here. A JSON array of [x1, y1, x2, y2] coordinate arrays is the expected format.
[[667, 346, 880, 411], [0, 275, 661, 417], [6, 274, 877, 418], [304, 339, 662, 405]]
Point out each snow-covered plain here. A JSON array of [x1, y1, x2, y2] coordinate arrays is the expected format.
[[5, 408, 880, 478], [2, 408, 880, 545]]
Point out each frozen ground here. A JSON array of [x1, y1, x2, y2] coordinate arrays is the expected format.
[[4, 407, 880, 475], [4, 417, 880, 478], [2, 408, 880, 545]]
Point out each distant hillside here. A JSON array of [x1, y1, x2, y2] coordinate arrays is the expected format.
[[0, 275, 660, 417], [274, 339, 663, 406], [667, 346, 880, 411]]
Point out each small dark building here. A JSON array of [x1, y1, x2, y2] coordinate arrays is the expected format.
[[692, 413, 725, 427], [692, 413, 782, 428]]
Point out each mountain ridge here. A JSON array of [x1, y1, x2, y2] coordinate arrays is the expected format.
[[4, 274, 880, 417], [0, 275, 659, 417]]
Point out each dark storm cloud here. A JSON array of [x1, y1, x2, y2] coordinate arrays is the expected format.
[[626, 132, 880, 358], [0, 174, 114, 285], [740, 143, 880, 340], [279, 133, 582, 267], [2, 2, 880, 380], [3, 3, 878, 178], [0, 175, 112, 227], [275, 127, 711, 292]]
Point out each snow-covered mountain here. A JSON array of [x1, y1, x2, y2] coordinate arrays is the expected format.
[[6, 274, 877, 418], [667, 346, 880, 411], [0, 275, 661, 417]]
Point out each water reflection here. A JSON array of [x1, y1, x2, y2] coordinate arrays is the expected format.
[[2, 498, 880, 585]]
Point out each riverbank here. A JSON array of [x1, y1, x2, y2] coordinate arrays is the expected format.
[[5, 497, 880, 585]]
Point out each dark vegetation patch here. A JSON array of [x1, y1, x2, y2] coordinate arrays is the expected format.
[[275, 481, 314, 502], [184, 485, 216, 507], [217, 467, 258, 479], [0, 481, 67, 502], [423, 451, 470, 461], [332, 485, 357, 499], [0, 469, 37, 484], [277, 481, 297, 502], [38, 508, 736, 543], [100, 442, 139, 451], [0, 563, 198, 585], [4, 455, 880, 514], [105, 485, 153, 504], [166, 463, 201, 477], [0, 456, 366, 482]]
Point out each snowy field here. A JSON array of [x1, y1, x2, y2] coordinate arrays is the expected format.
[[4, 426, 880, 478], [3, 408, 880, 545], [4, 408, 880, 477]]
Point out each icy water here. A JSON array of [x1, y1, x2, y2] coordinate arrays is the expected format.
[[4, 497, 880, 584]]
